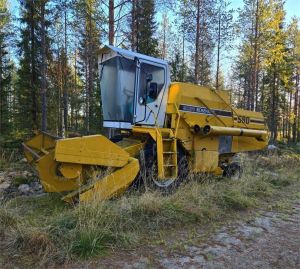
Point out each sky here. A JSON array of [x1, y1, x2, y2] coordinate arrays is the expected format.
[[6, 0, 300, 81], [231, 0, 300, 21], [8, 0, 300, 22]]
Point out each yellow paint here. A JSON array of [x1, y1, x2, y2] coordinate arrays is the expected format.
[[59, 163, 82, 179], [36, 151, 82, 192], [24, 80, 269, 203], [55, 135, 130, 167], [62, 157, 140, 203], [193, 151, 219, 173]]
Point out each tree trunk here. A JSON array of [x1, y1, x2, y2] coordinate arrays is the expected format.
[[63, 2, 68, 136], [252, 0, 259, 111], [131, 0, 137, 50], [109, 0, 114, 45], [30, 0, 37, 129], [162, 14, 167, 59], [74, 48, 78, 131], [0, 47, 2, 135], [287, 91, 292, 142], [215, 7, 221, 90], [270, 70, 277, 142], [41, 1, 47, 131], [294, 70, 299, 142], [194, 0, 200, 84]]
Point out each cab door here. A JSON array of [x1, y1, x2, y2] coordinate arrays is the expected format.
[[134, 60, 166, 126]]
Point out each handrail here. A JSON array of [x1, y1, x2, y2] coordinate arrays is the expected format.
[[211, 89, 248, 128], [174, 103, 181, 137], [194, 97, 227, 127]]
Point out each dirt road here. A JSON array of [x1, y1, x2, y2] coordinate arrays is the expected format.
[[80, 201, 300, 269]]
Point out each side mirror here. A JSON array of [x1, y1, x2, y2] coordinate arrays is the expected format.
[[148, 82, 158, 100]]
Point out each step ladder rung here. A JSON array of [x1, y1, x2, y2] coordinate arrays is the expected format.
[[163, 151, 176, 154], [163, 138, 174, 141], [163, 164, 176, 167]]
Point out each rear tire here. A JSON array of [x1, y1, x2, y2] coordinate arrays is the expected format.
[[223, 162, 242, 180]]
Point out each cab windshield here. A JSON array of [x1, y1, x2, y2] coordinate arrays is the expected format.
[[100, 56, 136, 122]]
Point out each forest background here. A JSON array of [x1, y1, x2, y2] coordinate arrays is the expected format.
[[0, 0, 300, 143]]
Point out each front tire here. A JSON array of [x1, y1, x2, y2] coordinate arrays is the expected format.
[[138, 139, 189, 191]]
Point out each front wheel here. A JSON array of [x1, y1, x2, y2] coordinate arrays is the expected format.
[[138, 140, 189, 191]]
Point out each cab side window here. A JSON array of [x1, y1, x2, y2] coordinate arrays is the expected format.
[[139, 63, 165, 103]]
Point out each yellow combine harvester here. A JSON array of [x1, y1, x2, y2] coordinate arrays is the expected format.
[[23, 46, 268, 203]]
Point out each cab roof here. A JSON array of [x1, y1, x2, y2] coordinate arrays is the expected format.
[[99, 45, 168, 66]]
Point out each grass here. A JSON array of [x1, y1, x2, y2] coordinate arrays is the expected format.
[[0, 146, 299, 267]]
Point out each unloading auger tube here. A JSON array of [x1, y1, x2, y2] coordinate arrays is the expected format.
[[23, 131, 141, 203]]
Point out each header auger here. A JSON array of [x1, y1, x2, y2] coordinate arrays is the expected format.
[[23, 46, 268, 203]]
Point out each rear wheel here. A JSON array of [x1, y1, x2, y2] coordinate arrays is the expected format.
[[223, 162, 242, 180]]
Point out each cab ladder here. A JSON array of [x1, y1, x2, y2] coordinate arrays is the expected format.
[[156, 129, 178, 179]]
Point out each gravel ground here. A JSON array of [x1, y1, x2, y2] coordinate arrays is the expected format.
[[77, 201, 300, 269]]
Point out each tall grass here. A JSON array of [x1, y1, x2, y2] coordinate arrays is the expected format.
[[0, 148, 299, 266]]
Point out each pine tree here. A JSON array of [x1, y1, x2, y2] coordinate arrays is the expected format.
[[286, 17, 300, 142], [130, 0, 158, 57], [179, 0, 216, 85], [262, 0, 288, 142], [170, 52, 189, 82], [75, 0, 102, 134], [16, 0, 52, 132], [0, 0, 13, 135], [214, 0, 234, 90]]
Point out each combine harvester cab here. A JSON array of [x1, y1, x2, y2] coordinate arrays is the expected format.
[[23, 45, 268, 203]]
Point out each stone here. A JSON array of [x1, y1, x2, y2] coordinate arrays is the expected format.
[[252, 216, 274, 232], [0, 175, 5, 183], [22, 171, 31, 177], [267, 144, 278, 151], [214, 232, 242, 246], [235, 224, 264, 239], [7, 171, 20, 177], [18, 184, 30, 194], [0, 182, 10, 192], [30, 181, 42, 191], [20, 158, 27, 163]]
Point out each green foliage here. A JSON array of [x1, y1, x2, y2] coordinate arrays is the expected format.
[[74, 0, 103, 134], [170, 52, 189, 82], [232, 0, 300, 142], [15, 0, 52, 132], [0, 0, 13, 135], [132, 0, 158, 57]]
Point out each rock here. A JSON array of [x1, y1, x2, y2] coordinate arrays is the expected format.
[[7, 171, 20, 178], [18, 184, 30, 194], [20, 158, 27, 163], [22, 171, 32, 177], [0, 182, 10, 192], [267, 144, 278, 151], [214, 232, 242, 246], [235, 224, 264, 239], [0, 175, 5, 183], [251, 216, 274, 232], [30, 181, 42, 191]]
